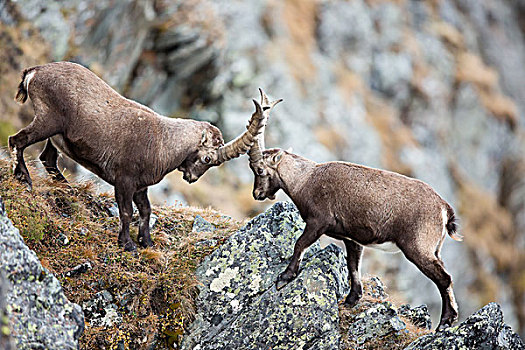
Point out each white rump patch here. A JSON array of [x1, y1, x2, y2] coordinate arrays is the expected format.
[[25, 71, 36, 97], [442, 207, 448, 238], [435, 207, 448, 258]]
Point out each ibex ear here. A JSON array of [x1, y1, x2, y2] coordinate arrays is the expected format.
[[200, 130, 214, 148], [268, 150, 284, 167]]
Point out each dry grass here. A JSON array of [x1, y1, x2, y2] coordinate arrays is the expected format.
[[314, 125, 347, 155], [425, 9, 518, 129], [335, 64, 366, 99], [365, 0, 407, 6], [0, 159, 241, 349], [162, 167, 263, 220], [478, 90, 518, 129], [456, 52, 499, 89], [454, 52, 517, 129]]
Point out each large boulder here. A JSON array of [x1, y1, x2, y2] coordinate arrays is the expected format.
[[182, 202, 350, 350], [0, 197, 84, 350]]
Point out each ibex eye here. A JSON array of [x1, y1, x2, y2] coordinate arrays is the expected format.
[[257, 168, 265, 175], [202, 156, 211, 164]]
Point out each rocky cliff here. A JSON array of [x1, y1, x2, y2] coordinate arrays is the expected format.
[[1, 0, 525, 339]]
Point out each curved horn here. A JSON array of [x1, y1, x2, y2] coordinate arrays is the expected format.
[[215, 99, 266, 164], [248, 88, 283, 165]]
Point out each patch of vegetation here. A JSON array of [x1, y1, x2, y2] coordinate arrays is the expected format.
[[0, 159, 242, 349]]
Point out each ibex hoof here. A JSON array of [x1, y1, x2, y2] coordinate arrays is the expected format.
[[14, 173, 32, 191], [436, 321, 452, 332], [275, 279, 289, 290], [120, 240, 137, 252], [138, 236, 153, 248], [344, 293, 362, 308], [275, 272, 295, 290]]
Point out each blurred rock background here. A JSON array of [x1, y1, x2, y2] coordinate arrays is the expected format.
[[0, 0, 524, 336]]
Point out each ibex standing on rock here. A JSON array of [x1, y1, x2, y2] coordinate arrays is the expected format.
[[249, 90, 462, 330], [10, 61, 267, 251]]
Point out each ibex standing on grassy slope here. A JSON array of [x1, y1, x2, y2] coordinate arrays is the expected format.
[[10, 61, 269, 251], [248, 91, 462, 330]]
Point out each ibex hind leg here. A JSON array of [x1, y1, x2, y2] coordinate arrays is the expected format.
[[133, 188, 153, 248], [8, 115, 60, 190], [115, 182, 137, 252], [39, 139, 68, 183], [343, 239, 364, 308], [402, 246, 458, 330]]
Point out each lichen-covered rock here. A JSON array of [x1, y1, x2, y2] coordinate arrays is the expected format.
[[405, 303, 525, 350], [182, 202, 349, 350], [192, 215, 216, 233], [399, 304, 432, 330], [344, 277, 432, 349], [347, 301, 407, 347], [82, 290, 122, 329], [0, 197, 84, 349]]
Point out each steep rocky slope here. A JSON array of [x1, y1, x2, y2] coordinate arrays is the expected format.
[[1, 0, 524, 336]]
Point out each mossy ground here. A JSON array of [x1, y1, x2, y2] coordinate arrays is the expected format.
[[0, 158, 242, 349]]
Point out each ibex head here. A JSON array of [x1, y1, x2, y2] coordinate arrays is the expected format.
[[247, 89, 283, 200], [250, 148, 285, 200], [179, 92, 276, 183], [178, 125, 224, 183]]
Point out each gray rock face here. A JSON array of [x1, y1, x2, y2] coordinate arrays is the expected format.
[[192, 215, 216, 233], [399, 304, 432, 330], [182, 202, 349, 350], [0, 270, 14, 350], [405, 303, 525, 350], [0, 197, 84, 350]]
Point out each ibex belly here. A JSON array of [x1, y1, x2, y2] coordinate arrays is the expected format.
[[51, 135, 113, 184], [325, 231, 401, 253]]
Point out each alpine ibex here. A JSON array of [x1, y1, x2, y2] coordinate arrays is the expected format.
[[248, 91, 462, 330], [9, 61, 269, 251]]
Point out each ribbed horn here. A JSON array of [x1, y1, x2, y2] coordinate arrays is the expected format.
[[248, 89, 282, 165], [215, 99, 267, 164]]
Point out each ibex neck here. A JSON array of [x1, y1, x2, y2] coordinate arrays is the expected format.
[[160, 119, 201, 173], [277, 153, 316, 200]]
